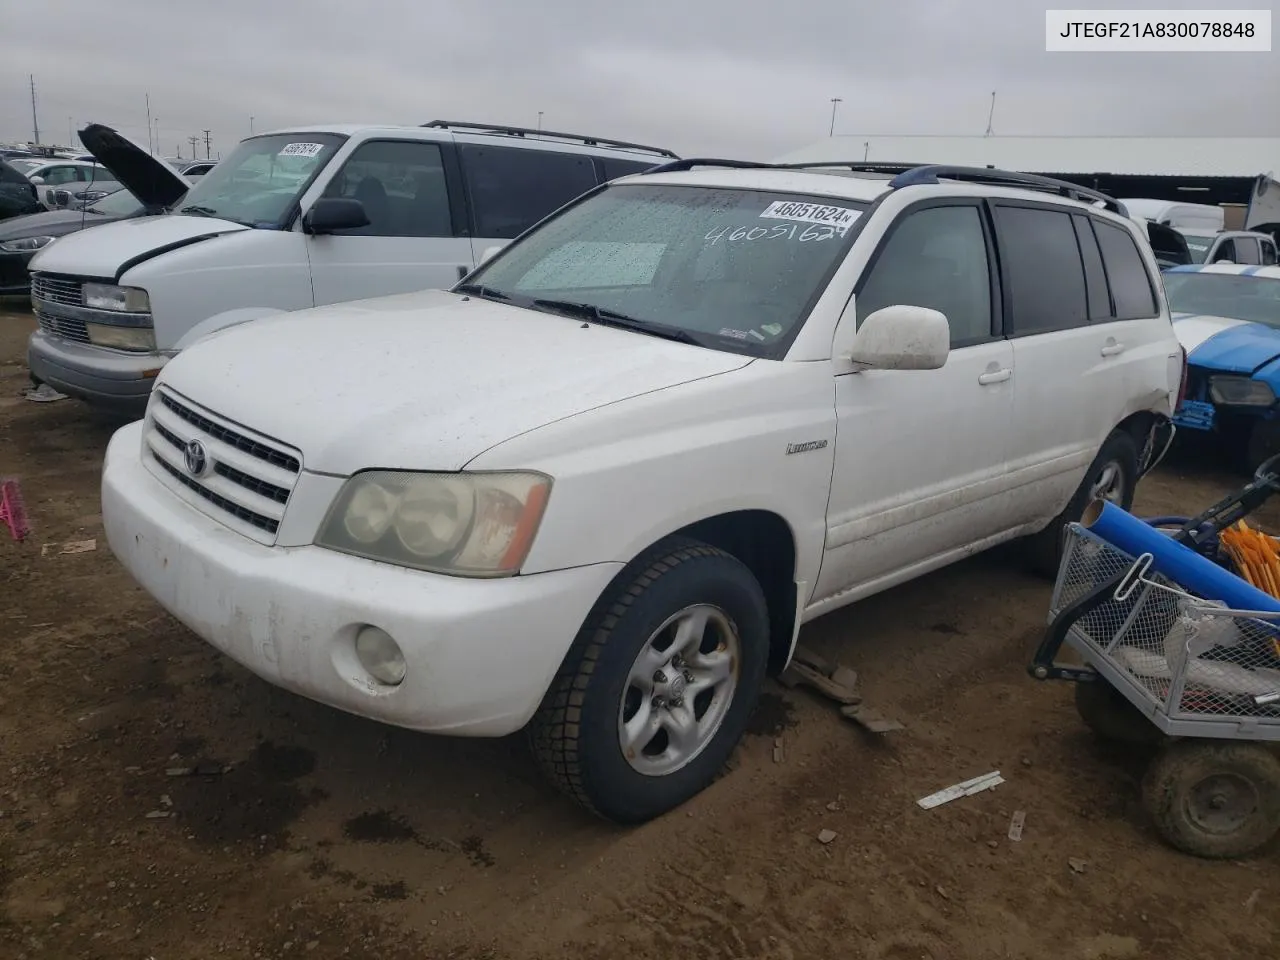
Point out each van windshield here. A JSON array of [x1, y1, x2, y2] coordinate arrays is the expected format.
[[463, 182, 867, 358], [176, 133, 346, 228], [1179, 231, 1216, 263]]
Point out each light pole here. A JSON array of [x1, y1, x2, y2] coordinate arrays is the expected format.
[[828, 98, 842, 137], [249, 115, 254, 134], [537, 111, 544, 131]]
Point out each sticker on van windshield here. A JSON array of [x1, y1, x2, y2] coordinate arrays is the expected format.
[[758, 200, 861, 233], [278, 142, 325, 158]]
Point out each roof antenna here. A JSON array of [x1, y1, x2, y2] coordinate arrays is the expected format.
[[984, 90, 996, 137]]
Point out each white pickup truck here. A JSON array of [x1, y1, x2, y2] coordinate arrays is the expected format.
[[101, 161, 1185, 823]]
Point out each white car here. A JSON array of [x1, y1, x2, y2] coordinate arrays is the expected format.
[[101, 161, 1185, 823], [27, 120, 675, 414], [7, 157, 117, 210]]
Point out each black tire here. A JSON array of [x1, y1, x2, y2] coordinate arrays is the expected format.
[[1026, 430, 1139, 579], [529, 539, 770, 824], [1141, 740, 1280, 859], [1074, 678, 1162, 746]]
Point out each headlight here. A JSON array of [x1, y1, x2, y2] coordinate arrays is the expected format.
[[316, 470, 552, 577], [85, 323, 157, 352], [1209, 376, 1275, 407], [0, 236, 55, 253], [83, 282, 150, 313]]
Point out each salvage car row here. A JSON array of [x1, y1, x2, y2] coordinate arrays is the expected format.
[[10, 118, 1280, 822]]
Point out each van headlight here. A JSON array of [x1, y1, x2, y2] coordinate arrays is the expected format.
[[84, 323, 157, 352], [315, 470, 552, 577], [0, 236, 55, 252], [83, 283, 150, 313], [1209, 376, 1275, 407]]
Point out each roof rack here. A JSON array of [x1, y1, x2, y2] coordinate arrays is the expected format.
[[639, 158, 1127, 215], [422, 120, 678, 159]]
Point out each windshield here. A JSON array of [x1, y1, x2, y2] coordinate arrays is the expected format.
[[175, 133, 345, 228], [85, 189, 146, 216], [9, 159, 40, 174], [1179, 231, 1216, 263], [1165, 272, 1280, 327], [464, 183, 867, 357]]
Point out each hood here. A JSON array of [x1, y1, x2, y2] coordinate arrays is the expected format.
[[1176, 313, 1280, 375], [28, 211, 247, 279], [0, 205, 135, 240], [158, 289, 754, 474], [78, 123, 190, 210]]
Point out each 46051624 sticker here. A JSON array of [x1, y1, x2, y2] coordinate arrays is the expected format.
[[758, 200, 861, 232], [278, 142, 325, 158]]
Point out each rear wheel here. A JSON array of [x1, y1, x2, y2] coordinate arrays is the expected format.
[[530, 539, 770, 824], [1074, 677, 1162, 746], [1027, 430, 1138, 579]]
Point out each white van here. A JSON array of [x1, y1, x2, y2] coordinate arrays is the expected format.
[[1120, 198, 1225, 232], [26, 120, 676, 412]]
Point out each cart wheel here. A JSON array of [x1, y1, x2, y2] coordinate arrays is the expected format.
[[1074, 678, 1162, 746], [1141, 740, 1280, 859]]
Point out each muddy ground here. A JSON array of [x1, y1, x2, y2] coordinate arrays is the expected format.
[[1, 303, 1277, 960]]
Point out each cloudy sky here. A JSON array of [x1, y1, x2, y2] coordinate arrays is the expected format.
[[2, 0, 1275, 161]]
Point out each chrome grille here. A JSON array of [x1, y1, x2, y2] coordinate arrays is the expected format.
[[143, 389, 302, 545], [34, 310, 90, 344], [30, 273, 84, 307]]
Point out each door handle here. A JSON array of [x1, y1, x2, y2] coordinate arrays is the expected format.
[[978, 368, 1011, 385], [1101, 341, 1125, 357]]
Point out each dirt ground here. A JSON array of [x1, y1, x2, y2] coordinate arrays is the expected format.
[[1, 303, 1277, 960]]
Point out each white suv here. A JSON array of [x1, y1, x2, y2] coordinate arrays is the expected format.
[[100, 161, 1185, 823]]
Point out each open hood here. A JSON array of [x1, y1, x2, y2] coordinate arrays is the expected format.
[[78, 123, 190, 210]]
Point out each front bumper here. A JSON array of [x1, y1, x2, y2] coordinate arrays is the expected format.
[[28, 329, 163, 412], [101, 421, 622, 736]]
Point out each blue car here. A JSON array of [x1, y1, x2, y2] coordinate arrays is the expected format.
[[1168, 263, 1280, 469]]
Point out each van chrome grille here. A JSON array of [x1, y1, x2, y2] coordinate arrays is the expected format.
[[143, 388, 302, 544], [34, 310, 90, 344], [30, 273, 85, 307]]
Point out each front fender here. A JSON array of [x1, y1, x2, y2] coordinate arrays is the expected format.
[[172, 306, 287, 351]]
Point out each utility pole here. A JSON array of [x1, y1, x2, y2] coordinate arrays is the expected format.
[[202, 129, 211, 159], [249, 116, 254, 134], [145, 92, 153, 154], [29, 74, 40, 144], [828, 97, 842, 137], [68, 116, 73, 148], [187, 135, 200, 158], [985, 90, 997, 137], [537, 111, 543, 131]]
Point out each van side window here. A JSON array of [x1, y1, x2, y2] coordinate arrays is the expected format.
[[323, 140, 454, 238], [993, 205, 1087, 334], [1233, 237, 1262, 265], [460, 145, 597, 239], [856, 204, 994, 346], [1071, 214, 1111, 320], [1092, 220, 1158, 319], [600, 158, 658, 181]]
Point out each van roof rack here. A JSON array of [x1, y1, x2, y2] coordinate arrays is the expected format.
[[642, 159, 1126, 215], [422, 120, 678, 159]]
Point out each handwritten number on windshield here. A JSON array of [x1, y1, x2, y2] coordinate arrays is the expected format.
[[704, 222, 838, 245]]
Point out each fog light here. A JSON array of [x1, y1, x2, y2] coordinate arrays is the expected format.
[[354, 626, 406, 686]]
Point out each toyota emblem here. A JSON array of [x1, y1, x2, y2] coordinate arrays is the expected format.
[[184, 439, 208, 477]]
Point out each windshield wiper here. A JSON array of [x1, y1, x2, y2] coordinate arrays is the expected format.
[[454, 282, 511, 301], [179, 204, 219, 217], [530, 298, 705, 346]]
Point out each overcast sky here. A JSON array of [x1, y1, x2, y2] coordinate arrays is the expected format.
[[2, 0, 1276, 161]]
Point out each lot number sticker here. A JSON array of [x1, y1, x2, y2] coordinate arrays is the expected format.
[[278, 142, 325, 158], [758, 200, 861, 232]]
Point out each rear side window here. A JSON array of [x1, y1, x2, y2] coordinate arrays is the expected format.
[[1263, 239, 1278, 266], [993, 205, 1087, 334], [1072, 214, 1111, 320], [600, 158, 659, 181], [1233, 237, 1262, 265], [1092, 220, 1158, 319], [460, 145, 597, 238]]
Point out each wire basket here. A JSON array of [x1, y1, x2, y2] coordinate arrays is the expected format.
[[1050, 523, 1280, 740]]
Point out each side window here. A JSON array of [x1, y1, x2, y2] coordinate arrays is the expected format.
[[600, 158, 658, 182], [1072, 214, 1111, 320], [322, 140, 453, 238], [856, 204, 994, 346], [1263, 239, 1278, 266], [992, 205, 1087, 334], [460, 145, 597, 239], [1234, 237, 1262, 265], [1211, 238, 1238, 263], [44, 166, 80, 185], [1092, 220, 1158, 320]]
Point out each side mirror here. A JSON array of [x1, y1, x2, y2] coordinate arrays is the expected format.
[[29, 175, 44, 185], [848, 305, 950, 371], [479, 244, 504, 265], [303, 197, 370, 235], [1214, 258, 1236, 265]]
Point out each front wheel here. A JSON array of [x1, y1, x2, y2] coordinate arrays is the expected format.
[[530, 540, 770, 824], [1026, 430, 1138, 579]]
